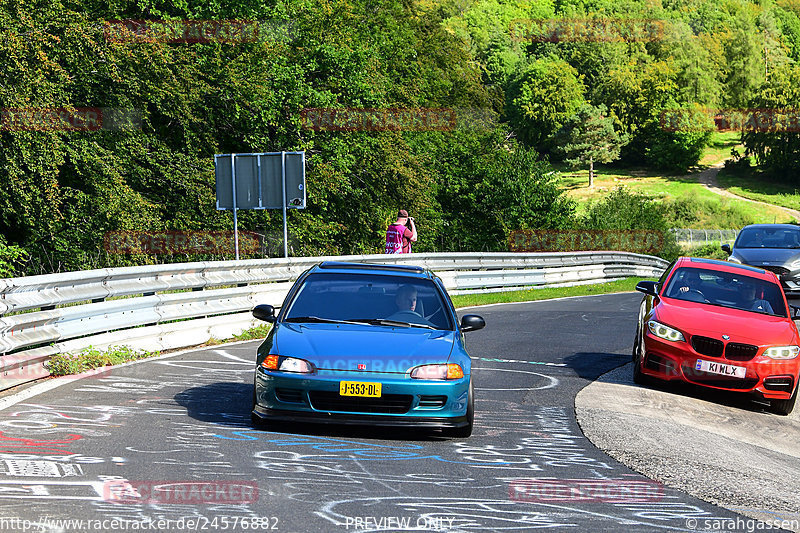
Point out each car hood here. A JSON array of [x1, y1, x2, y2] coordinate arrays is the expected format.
[[273, 323, 457, 372], [656, 298, 797, 346], [733, 248, 800, 267]]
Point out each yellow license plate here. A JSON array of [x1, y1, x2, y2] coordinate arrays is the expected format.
[[339, 381, 382, 397]]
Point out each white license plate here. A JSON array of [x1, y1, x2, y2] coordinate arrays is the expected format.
[[695, 359, 746, 378]]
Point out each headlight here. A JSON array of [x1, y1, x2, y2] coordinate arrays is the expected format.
[[410, 363, 464, 380], [763, 345, 800, 360], [727, 256, 742, 264], [790, 259, 800, 269], [260, 355, 314, 373], [647, 320, 685, 342]]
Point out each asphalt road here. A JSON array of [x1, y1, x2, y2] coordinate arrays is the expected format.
[[576, 361, 800, 530], [0, 293, 768, 532]]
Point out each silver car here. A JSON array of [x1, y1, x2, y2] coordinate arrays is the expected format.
[[723, 224, 800, 295]]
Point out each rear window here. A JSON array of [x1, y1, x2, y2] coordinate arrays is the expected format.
[[283, 273, 454, 330]]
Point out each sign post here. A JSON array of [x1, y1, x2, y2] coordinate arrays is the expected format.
[[214, 152, 306, 259], [230, 154, 239, 259]]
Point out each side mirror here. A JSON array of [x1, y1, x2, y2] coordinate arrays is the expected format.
[[253, 304, 276, 323], [721, 244, 731, 254], [635, 280, 659, 298], [460, 314, 485, 332]]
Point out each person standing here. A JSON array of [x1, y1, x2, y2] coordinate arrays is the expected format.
[[385, 209, 417, 253]]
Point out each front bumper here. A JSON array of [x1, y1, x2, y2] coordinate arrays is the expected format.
[[253, 367, 470, 428], [640, 332, 799, 400], [251, 405, 469, 428], [779, 274, 800, 296]]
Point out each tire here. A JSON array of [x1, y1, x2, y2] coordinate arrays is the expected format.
[[632, 325, 650, 386], [444, 380, 474, 438], [770, 385, 798, 416], [251, 386, 266, 428]]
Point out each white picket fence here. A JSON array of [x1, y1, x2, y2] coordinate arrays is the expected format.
[[0, 251, 668, 391]]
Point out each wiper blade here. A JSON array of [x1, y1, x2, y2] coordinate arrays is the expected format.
[[284, 316, 365, 325], [349, 318, 436, 330]]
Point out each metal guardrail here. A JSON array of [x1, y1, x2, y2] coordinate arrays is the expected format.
[[0, 251, 668, 391], [670, 229, 738, 246]]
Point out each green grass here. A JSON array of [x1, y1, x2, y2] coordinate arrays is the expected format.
[[555, 161, 793, 226], [716, 168, 800, 213], [699, 131, 742, 166], [554, 130, 797, 227], [232, 323, 273, 341], [450, 277, 647, 308]]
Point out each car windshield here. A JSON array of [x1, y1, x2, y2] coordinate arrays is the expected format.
[[663, 267, 787, 317], [735, 227, 800, 249], [283, 272, 454, 330]]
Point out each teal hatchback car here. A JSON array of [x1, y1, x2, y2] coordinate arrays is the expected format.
[[250, 261, 485, 437]]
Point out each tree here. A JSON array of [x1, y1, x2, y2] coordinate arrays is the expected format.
[[723, 9, 765, 108], [505, 57, 586, 150], [555, 104, 628, 187], [419, 127, 575, 252], [742, 64, 800, 176]]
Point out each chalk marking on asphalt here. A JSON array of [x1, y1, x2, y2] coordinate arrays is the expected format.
[[0, 339, 262, 412], [476, 357, 567, 367], [473, 367, 559, 391]]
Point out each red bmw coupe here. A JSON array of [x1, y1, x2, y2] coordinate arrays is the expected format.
[[633, 257, 800, 415]]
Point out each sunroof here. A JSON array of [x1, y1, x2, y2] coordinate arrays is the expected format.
[[689, 257, 765, 274]]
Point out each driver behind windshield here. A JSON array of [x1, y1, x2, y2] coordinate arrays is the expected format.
[[678, 270, 702, 294], [385, 284, 436, 327], [394, 284, 418, 313]]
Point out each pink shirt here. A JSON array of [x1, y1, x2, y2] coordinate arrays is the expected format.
[[385, 224, 413, 253]]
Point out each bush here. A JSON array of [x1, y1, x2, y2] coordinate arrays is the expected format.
[[662, 190, 753, 229], [233, 324, 273, 341], [0, 237, 28, 278], [684, 242, 730, 260], [580, 187, 682, 260], [642, 125, 713, 172], [724, 148, 753, 175], [47, 345, 157, 376]]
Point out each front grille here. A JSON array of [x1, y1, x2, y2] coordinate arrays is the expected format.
[[725, 342, 758, 361], [308, 391, 412, 414], [762, 265, 789, 276], [681, 366, 758, 389], [275, 388, 305, 403], [691, 336, 724, 357], [418, 395, 447, 408]]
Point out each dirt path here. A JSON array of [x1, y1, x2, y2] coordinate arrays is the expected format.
[[692, 162, 800, 222]]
